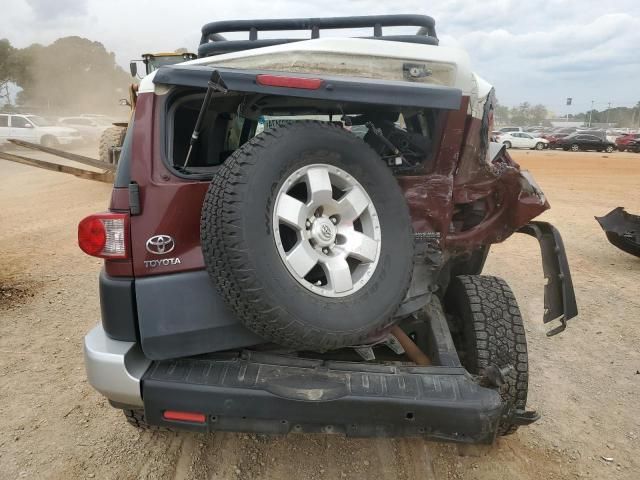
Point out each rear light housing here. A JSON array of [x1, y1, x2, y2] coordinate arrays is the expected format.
[[256, 74, 323, 90], [78, 212, 129, 259]]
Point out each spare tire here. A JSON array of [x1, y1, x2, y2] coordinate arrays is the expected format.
[[201, 121, 414, 350]]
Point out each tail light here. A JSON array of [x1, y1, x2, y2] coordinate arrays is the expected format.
[[256, 74, 323, 90], [162, 410, 206, 424], [78, 213, 129, 259]]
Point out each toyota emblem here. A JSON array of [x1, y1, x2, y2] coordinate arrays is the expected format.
[[320, 224, 332, 239], [146, 234, 175, 255]]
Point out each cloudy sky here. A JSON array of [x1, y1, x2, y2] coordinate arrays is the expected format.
[[2, 0, 639, 114]]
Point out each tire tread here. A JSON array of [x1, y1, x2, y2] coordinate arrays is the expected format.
[[201, 121, 412, 350], [447, 275, 528, 436]]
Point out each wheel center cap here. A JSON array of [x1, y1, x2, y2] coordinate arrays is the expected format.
[[311, 218, 336, 246]]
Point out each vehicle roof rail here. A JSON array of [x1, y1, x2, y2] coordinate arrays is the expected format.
[[198, 14, 438, 58]]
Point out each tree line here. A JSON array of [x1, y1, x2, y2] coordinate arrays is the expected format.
[[495, 101, 640, 128], [494, 103, 550, 127], [0, 37, 130, 114]]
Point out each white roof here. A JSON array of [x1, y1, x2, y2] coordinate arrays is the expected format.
[[140, 37, 481, 97]]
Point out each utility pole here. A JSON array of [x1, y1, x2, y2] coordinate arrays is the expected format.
[[605, 102, 612, 126], [588, 100, 594, 127]]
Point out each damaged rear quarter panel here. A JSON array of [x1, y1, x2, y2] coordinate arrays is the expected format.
[[399, 90, 549, 255]]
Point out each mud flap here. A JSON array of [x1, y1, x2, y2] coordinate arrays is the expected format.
[[518, 222, 578, 336], [595, 207, 640, 258]]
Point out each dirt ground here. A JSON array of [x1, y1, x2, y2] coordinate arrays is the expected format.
[[0, 147, 638, 480]]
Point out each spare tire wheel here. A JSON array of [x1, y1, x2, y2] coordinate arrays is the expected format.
[[201, 121, 414, 350]]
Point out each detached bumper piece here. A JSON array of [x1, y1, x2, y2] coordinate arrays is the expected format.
[[595, 207, 640, 258], [518, 221, 578, 336], [142, 352, 504, 443]]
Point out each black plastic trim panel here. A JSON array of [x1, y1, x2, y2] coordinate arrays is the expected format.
[[142, 351, 503, 443], [518, 221, 578, 335], [153, 66, 463, 111], [99, 269, 138, 341], [135, 270, 264, 360]]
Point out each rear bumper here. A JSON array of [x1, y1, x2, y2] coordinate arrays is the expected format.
[[141, 353, 504, 443], [83, 325, 150, 407], [85, 305, 508, 443]]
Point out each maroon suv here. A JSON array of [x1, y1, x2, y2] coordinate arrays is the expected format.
[[79, 15, 577, 443]]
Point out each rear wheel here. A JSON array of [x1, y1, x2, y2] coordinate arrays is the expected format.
[[605, 145, 615, 153], [534, 142, 545, 150], [201, 121, 414, 350], [503, 141, 512, 149], [123, 409, 168, 431], [570, 144, 580, 152], [445, 275, 528, 435]]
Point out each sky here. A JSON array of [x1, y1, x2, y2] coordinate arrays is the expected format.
[[2, 0, 639, 115]]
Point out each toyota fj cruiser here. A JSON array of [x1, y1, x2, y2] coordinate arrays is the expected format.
[[79, 15, 577, 443]]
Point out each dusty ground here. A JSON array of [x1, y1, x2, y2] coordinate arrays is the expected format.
[[0, 148, 638, 480]]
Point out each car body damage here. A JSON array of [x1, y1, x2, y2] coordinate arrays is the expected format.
[[79, 15, 580, 441], [596, 207, 640, 258], [395, 80, 571, 332], [400, 83, 548, 250]]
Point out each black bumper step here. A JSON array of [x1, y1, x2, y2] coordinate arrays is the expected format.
[[141, 351, 504, 443]]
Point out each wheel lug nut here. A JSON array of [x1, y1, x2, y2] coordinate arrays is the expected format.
[[322, 248, 329, 254], [305, 220, 311, 228], [330, 217, 338, 224]]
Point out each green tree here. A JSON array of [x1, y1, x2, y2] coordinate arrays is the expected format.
[[494, 104, 510, 125], [509, 102, 530, 126], [0, 38, 22, 105], [529, 104, 548, 126], [13, 36, 130, 113]]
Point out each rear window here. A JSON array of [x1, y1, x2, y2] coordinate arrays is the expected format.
[[165, 89, 442, 178]]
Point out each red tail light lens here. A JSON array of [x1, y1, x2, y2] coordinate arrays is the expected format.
[[163, 410, 206, 423], [78, 213, 129, 259], [256, 74, 323, 90]]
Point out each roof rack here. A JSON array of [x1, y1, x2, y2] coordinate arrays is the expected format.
[[198, 15, 438, 58]]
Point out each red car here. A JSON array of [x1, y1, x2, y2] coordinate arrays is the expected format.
[[543, 133, 570, 149], [616, 133, 640, 152]]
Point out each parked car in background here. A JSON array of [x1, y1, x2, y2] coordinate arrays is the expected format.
[[79, 114, 117, 121], [58, 116, 112, 142], [544, 132, 571, 149], [0, 114, 82, 147], [554, 127, 578, 134], [497, 131, 548, 150], [498, 126, 525, 133], [556, 133, 616, 152], [616, 133, 640, 152], [625, 138, 640, 153]]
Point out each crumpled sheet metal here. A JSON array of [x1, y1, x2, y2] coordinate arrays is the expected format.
[[399, 150, 548, 254]]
